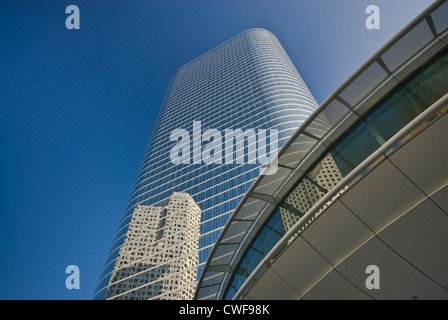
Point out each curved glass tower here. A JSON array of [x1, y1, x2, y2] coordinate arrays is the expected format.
[[94, 28, 319, 300]]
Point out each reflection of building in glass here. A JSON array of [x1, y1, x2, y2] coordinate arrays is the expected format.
[[95, 28, 320, 300], [280, 154, 344, 231], [105, 192, 201, 300]]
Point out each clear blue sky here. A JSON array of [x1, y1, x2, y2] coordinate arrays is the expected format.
[[0, 0, 435, 300]]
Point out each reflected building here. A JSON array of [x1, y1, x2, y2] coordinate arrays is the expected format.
[[278, 112, 346, 231], [280, 154, 345, 231]]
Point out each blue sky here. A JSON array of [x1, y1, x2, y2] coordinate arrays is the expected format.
[[0, 0, 435, 300]]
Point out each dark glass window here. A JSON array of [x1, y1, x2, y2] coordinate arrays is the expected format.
[[404, 49, 448, 106], [365, 87, 428, 141], [223, 209, 285, 300], [366, 49, 448, 141], [330, 121, 382, 177]]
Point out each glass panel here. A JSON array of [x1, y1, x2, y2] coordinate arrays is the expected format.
[[381, 20, 434, 71], [330, 121, 382, 177], [279, 134, 317, 168], [223, 209, 284, 299], [431, 1, 448, 34], [365, 86, 429, 141], [339, 61, 388, 106], [224, 279, 240, 300], [281, 153, 344, 232], [403, 49, 448, 106], [254, 167, 292, 195], [260, 211, 285, 251], [320, 99, 351, 126], [279, 201, 304, 232], [234, 197, 266, 221], [367, 49, 448, 142], [305, 99, 352, 140], [304, 116, 331, 138]]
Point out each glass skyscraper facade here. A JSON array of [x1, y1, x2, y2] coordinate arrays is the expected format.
[[94, 28, 319, 300]]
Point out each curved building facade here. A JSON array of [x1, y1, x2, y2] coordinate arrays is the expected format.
[[197, 0, 448, 300], [94, 28, 319, 299]]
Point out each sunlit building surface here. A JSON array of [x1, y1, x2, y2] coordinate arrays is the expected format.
[[94, 28, 320, 299], [105, 192, 200, 300], [197, 0, 448, 300]]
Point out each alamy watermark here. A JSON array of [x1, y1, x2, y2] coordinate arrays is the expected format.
[[365, 265, 380, 290], [366, 5, 380, 30], [65, 265, 80, 290], [65, 5, 80, 30], [169, 121, 278, 175]]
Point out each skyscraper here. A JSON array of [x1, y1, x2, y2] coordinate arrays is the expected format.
[[105, 192, 201, 300], [94, 28, 319, 300]]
